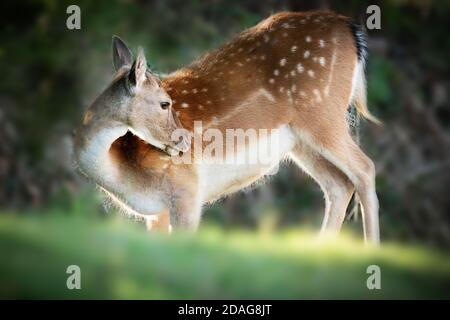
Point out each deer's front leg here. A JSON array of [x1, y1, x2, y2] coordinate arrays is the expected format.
[[169, 190, 202, 232], [145, 208, 171, 233]]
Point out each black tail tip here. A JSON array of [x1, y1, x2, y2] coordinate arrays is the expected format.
[[349, 21, 368, 65]]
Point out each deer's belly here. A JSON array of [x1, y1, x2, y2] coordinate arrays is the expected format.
[[199, 125, 295, 202]]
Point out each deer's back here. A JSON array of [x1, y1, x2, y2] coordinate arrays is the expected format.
[[162, 11, 358, 133]]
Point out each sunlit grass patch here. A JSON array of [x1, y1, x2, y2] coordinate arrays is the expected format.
[[0, 213, 449, 299]]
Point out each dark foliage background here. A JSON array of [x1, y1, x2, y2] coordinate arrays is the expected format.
[[0, 0, 449, 248]]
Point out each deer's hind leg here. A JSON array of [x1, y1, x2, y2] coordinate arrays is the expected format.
[[291, 118, 380, 244], [289, 143, 354, 235]]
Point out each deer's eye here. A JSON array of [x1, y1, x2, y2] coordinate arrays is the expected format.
[[160, 101, 171, 110]]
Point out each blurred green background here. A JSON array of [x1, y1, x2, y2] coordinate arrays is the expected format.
[[0, 0, 449, 299]]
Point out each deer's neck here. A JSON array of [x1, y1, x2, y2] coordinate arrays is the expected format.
[[75, 121, 128, 187]]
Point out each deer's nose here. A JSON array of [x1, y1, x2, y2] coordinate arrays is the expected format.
[[172, 131, 192, 152]]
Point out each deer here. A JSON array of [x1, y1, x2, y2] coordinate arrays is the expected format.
[[74, 11, 381, 244]]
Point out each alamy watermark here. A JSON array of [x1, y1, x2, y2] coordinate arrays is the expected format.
[[366, 5, 381, 30], [66, 265, 81, 290], [366, 264, 381, 290], [66, 5, 81, 30], [170, 121, 282, 167]]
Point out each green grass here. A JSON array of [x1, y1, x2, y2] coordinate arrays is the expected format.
[[0, 213, 449, 299]]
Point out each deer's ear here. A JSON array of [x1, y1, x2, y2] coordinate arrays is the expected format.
[[128, 47, 147, 89], [112, 35, 132, 71]]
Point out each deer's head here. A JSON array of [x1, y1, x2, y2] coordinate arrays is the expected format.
[[79, 36, 191, 157]]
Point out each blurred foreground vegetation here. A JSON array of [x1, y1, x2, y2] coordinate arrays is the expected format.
[[1, 197, 449, 299]]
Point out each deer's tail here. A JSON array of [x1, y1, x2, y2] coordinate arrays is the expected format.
[[349, 22, 382, 126]]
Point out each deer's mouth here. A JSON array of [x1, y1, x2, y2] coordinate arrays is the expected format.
[[164, 145, 183, 156], [119, 127, 189, 157]]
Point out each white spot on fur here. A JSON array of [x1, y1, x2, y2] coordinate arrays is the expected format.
[[260, 55, 266, 60], [319, 39, 325, 48], [274, 69, 280, 76], [181, 103, 189, 108], [296, 63, 304, 73], [192, 88, 198, 93], [290, 70, 296, 77], [304, 50, 310, 58], [279, 87, 284, 93], [182, 90, 188, 94], [313, 89, 322, 102], [280, 58, 287, 66], [269, 78, 275, 84], [305, 36, 312, 42], [319, 57, 326, 66], [291, 84, 297, 92], [287, 90, 293, 103], [308, 70, 315, 78]]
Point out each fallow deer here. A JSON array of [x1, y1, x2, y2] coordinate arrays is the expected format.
[[74, 11, 381, 244]]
